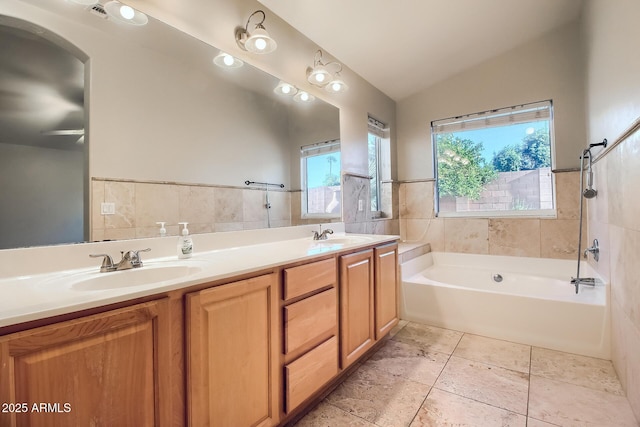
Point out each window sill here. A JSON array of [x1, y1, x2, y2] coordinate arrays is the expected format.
[[436, 209, 557, 219]]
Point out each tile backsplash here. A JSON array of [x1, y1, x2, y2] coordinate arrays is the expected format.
[[399, 172, 585, 260], [91, 179, 293, 241], [91, 176, 399, 241]]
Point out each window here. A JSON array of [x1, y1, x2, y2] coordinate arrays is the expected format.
[[368, 116, 385, 212], [301, 140, 341, 217], [432, 100, 555, 217]]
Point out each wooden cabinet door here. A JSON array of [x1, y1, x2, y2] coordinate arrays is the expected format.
[[186, 273, 279, 427], [0, 299, 171, 427], [375, 243, 399, 339], [339, 249, 374, 368]]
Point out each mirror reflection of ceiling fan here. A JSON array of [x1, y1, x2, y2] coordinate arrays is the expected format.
[[42, 129, 85, 144]]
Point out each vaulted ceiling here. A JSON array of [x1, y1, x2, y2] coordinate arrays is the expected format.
[[259, 0, 584, 101]]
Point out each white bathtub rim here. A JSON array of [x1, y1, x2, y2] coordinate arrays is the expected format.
[[401, 251, 608, 306]]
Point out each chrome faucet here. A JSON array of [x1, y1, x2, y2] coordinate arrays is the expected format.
[[312, 225, 334, 241], [583, 239, 599, 262], [90, 248, 151, 272]]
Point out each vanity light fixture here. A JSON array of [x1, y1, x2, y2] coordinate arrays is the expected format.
[[306, 50, 348, 93], [235, 10, 277, 54], [104, 1, 148, 26], [293, 90, 315, 103], [273, 81, 298, 96], [213, 52, 244, 68]]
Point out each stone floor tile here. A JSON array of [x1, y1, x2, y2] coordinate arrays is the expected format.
[[325, 364, 429, 427], [410, 388, 526, 426], [364, 339, 449, 386], [528, 375, 638, 426], [392, 322, 463, 355], [435, 356, 529, 415], [453, 333, 531, 374], [531, 346, 625, 396]]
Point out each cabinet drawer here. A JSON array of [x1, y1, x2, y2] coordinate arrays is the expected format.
[[284, 288, 337, 355], [285, 336, 338, 413], [284, 258, 336, 300]]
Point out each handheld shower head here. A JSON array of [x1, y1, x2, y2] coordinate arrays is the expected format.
[[582, 148, 597, 199], [583, 187, 597, 199]]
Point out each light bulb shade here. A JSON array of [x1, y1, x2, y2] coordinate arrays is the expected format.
[[243, 27, 277, 54], [213, 52, 244, 68], [104, 1, 148, 25], [325, 77, 349, 93], [293, 91, 315, 103], [274, 81, 298, 96], [307, 65, 332, 86]]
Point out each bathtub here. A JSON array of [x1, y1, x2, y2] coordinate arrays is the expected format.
[[400, 252, 610, 359]]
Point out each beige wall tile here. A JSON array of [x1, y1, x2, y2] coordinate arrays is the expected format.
[[105, 181, 136, 229], [489, 219, 541, 257], [268, 190, 291, 221], [444, 218, 489, 254], [587, 156, 608, 224], [214, 188, 243, 223], [540, 219, 581, 259], [135, 183, 179, 228], [611, 297, 629, 391], [243, 189, 268, 223], [618, 132, 640, 232], [555, 171, 580, 220], [609, 225, 640, 330], [103, 228, 136, 241], [91, 180, 105, 232], [606, 146, 624, 228], [91, 228, 105, 242], [399, 181, 434, 219], [400, 218, 444, 251], [587, 218, 610, 281], [179, 185, 215, 225], [214, 222, 243, 232]]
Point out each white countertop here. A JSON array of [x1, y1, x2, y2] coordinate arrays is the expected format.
[[0, 224, 398, 329]]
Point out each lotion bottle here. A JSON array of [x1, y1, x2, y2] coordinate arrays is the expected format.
[[177, 222, 193, 259]]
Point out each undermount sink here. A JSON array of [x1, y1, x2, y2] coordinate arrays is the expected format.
[[41, 261, 206, 291]]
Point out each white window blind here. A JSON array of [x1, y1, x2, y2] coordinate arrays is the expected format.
[[432, 100, 552, 134], [368, 116, 387, 138], [300, 139, 340, 158]]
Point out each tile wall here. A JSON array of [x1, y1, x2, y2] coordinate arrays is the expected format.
[[91, 177, 400, 241], [587, 128, 640, 421], [341, 174, 400, 235], [398, 171, 585, 260], [91, 179, 293, 240]]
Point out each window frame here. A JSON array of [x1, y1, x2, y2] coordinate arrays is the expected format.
[[432, 100, 557, 219]]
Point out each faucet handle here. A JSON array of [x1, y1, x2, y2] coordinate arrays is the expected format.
[[89, 253, 115, 273], [131, 248, 151, 267]]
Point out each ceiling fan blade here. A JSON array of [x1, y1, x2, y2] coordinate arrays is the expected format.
[[42, 129, 85, 136]]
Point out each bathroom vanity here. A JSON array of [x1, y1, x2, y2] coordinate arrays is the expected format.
[[0, 226, 398, 426]]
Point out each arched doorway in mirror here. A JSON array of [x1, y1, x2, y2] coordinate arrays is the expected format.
[[0, 17, 88, 249]]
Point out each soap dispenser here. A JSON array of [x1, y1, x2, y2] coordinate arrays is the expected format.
[[156, 222, 167, 237], [177, 222, 193, 259]]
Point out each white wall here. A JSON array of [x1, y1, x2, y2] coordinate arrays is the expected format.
[[125, 0, 397, 179], [397, 21, 586, 180], [3, 0, 300, 188]]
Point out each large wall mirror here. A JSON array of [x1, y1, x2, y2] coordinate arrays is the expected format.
[[0, 0, 340, 250]]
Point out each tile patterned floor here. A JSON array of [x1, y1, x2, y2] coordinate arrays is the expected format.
[[295, 321, 639, 427]]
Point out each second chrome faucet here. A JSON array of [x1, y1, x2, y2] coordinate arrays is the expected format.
[[312, 225, 334, 241], [89, 248, 151, 272]]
